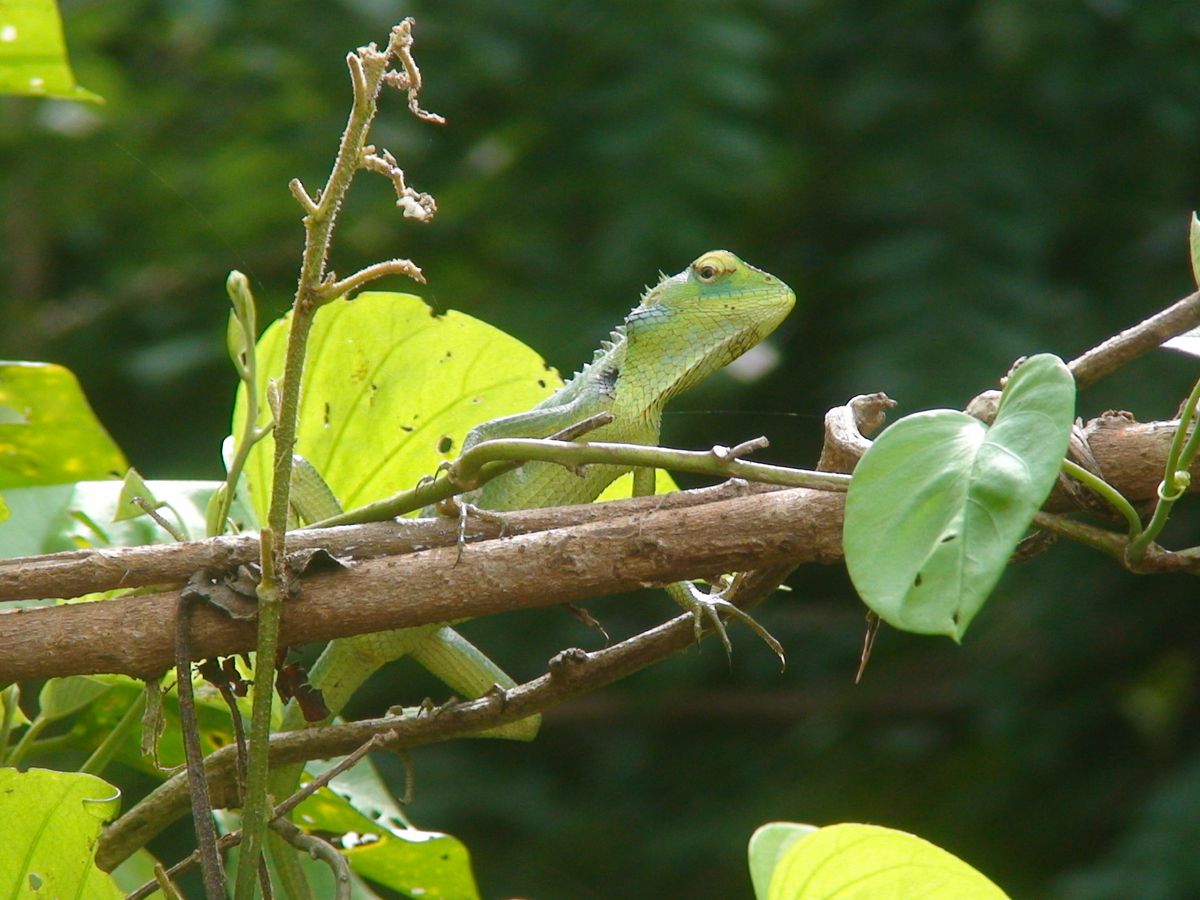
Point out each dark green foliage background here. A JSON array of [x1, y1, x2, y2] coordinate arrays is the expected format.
[[4, 1, 1200, 897]]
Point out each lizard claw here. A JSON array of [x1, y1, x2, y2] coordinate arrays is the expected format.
[[671, 578, 786, 671]]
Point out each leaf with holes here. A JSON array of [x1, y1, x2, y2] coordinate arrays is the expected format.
[[844, 354, 1074, 639], [233, 291, 676, 521], [287, 760, 480, 900], [233, 292, 560, 521], [0, 768, 122, 899]]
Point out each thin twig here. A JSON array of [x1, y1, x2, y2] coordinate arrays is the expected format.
[[319, 258, 426, 302], [238, 23, 440, 892], [1069, 289, 1200, 389], [101, 576, 783, 872], [124, 733, 391, 900], [131, 497, 186, 543], [175, 593, 226, 898], [270, 820, 351, 900]]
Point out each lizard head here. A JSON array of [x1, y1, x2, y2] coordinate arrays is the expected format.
[[622, 250, 795, 406]]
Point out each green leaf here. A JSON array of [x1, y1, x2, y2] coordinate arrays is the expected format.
[[1191, 211, 1200, 289], [766, 823, 1008, 899], [288, 771, 481, 900], [748, 822, 817, 899], [0, 0, 101, 101], [113, 467, 161, 522], [0, 362, 127, 488], [38, 675, 114, 721], [844, 354, 1075, 639], [0, 768, 123, 899], [59, 675, 246, 776], [0, 479, 235, 560], [233, 292, 561, 521]]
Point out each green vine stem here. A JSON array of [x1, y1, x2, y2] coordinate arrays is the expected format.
[[236, 21, 440, 897], [1127, 375, 1200, 561], [1060, 459, 1143, 538], [311, 437, 852, 528]]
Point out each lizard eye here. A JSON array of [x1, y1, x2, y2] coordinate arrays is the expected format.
[[696, 264, 718, 282]]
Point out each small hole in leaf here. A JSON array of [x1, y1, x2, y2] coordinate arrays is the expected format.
[[437, 435, 454, 454], [537, 379, 547, 388], [400, 425, 413, 432], [914, 572, 923, 587], [940, 533, 956, 543], [29, 873, 43, 890]]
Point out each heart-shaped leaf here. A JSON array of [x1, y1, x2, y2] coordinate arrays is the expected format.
[[844, 354, 1074, 639]]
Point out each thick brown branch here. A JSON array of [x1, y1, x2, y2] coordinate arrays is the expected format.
[[0, 487, 844, 683], [3, 412, 1199, 684], [0, 482, 761, 604]]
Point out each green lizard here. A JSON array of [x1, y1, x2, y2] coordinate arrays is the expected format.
[[268, 249, 793, 889], [282, 249, 794, 736]]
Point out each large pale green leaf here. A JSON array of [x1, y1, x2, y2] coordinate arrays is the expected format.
[[233, 292, 560, 520], [0, 768, 123, 899], [844, 354, 1074, 639], [232, 292, 677, 519], [0, 362, 126, 488], [766, 823, 1008, 899], [0, 0, 101, 101]]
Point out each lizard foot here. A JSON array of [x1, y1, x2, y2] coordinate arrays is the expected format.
[[672, 578, 786, 671]]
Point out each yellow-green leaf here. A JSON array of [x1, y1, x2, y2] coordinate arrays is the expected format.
[[233, 292, 560, 520], [0, 0, 102, 102], [0, 362, 127, 488], [767, 823, 1008, 900], [0, 768, 123, 899]]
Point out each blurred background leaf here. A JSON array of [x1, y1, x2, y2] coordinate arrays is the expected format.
[[4, 1, 1200, 897]]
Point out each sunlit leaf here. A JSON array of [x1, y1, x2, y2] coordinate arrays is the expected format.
[[0, 479, 235, 560], [844, 354, 1074, 639], [0, 768, 122, 899], [0, 0, 101, 101], [766, 823, 1008, 899], [748, 821, 817, 899], [113, 467, 161, 522], [233, 292, 560, 520], [0, 362, 126, 488]]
